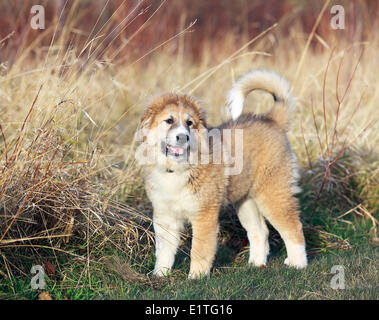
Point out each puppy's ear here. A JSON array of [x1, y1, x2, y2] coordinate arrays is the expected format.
[[198, 108, 207, 129], [136, 107, 153, 142], [140, 108, 153, 128]]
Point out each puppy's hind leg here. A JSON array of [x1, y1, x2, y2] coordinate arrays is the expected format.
[[237, 198, 269, 267], [256, 191, 307, 269]]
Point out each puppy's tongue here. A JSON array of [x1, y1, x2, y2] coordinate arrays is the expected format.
[[167, 145, 184, 155]]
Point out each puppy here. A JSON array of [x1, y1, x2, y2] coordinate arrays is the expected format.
[[137, 70, 307, 279]]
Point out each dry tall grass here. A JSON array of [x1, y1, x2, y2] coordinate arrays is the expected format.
[[0, 0, 378, 280]]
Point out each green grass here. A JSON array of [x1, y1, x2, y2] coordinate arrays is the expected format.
[[0, 211, 377, 300], [125, 246, 378, 300], [1, 244, 376, 300]]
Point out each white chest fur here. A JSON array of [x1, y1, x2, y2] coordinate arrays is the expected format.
[[146, 168, 199, 219]]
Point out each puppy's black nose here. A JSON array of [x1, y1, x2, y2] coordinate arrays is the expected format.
[[176, 133, 190, 144]]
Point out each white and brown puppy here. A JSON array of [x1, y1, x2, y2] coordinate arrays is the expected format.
[[137, 70, 307, 279]]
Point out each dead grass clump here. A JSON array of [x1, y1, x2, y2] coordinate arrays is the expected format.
[[298, 149, 378, 250], [301, 152, 368, 212], [102, 256, 173, 289], [0, 97, 153, 278]]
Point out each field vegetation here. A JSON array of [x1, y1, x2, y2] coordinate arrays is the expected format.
[[0, 0, 377, 299]]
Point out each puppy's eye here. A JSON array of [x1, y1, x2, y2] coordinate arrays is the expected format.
[[165, 118, 174, 124], [186, 120, 193, 126]]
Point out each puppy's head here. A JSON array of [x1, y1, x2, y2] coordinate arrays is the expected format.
[[138, 93, 207, 167]]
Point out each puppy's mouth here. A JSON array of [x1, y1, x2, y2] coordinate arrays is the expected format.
[[161, 142, 188, 158], [166, 144, 185, 156]]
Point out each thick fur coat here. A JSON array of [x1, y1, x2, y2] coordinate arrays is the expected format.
[[138, 70, 307, 279]]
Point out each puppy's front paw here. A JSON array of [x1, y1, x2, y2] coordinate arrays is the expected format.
[[188, 270, 210, 280], [153, 266, 171, 277], [249, 253, 268, 267], [188, 262, 211, 280]]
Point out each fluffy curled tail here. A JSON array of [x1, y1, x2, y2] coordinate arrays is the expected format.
[[227, 69, 295, 130]]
